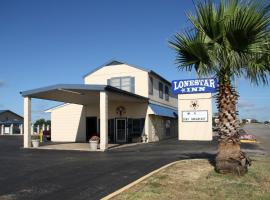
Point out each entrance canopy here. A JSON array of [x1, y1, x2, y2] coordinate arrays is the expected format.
[[21, 84, 148, 150], [20, 84, 148, 104]]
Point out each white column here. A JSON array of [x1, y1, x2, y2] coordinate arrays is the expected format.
[[144, 114, 150, 142], [46, 125, 50, 131], [37, 125, 40, 134], [31, 124, 34, 135], [42, 124, 45, 132], [10, 124, 13, 135], [19, 124, 23, 135], [1, 125, 4, 135], [24, 97, 31, 148], [99, 91, 108, 151]]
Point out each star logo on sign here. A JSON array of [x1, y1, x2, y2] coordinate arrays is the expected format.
[[190, 100, 199, 110]]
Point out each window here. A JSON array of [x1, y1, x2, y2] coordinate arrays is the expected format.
[[108, 77, 135, 93], [110, 78, 121, 88], [108, 119, 115, 143], [149, 77, 153, 95], [159, 82, 163, 99], [132, 119, 141, 135], [132, 118, 145, 137], [121, 77, 132, 92], [165, 86, 169, 101]]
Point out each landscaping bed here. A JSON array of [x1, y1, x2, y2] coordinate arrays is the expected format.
[[111, 157, 270, 200]]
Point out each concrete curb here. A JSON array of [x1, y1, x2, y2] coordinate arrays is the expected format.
[[101, 159, 205, 200]]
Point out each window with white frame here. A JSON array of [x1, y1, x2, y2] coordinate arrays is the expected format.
[[108, 77, 135, 93]]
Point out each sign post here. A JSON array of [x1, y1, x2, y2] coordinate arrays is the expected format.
[[172, 78, 218, 141]]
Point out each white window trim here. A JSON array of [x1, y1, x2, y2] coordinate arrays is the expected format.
[[159, 82, 164, 99], [108, 76, 135, 93]]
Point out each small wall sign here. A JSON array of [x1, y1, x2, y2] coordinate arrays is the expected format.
[[182, 111, 208, 122], [172, 78, 218, 94], [116, 106, 126, 116]]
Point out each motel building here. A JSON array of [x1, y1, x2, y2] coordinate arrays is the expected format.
[[21, 60, 180, 151]]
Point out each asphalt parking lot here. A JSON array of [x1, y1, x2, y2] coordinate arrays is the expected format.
[[243, 123, 270, 154], [0, 124, 266, 200]]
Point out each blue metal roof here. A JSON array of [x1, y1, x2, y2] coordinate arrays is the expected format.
[[0, 110, 9, 114], [0, 110, 23, 119], [149, 103, 178, 118], [82, 59, 171, 85], [0, 120, 23, 125]]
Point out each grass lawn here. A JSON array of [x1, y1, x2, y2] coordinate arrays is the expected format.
[[111, 156, 270, 200]]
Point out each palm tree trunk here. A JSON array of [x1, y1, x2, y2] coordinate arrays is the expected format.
[[215, 82, 251, 175]]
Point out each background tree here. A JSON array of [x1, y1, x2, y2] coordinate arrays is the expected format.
[[169, 0, 270, 175], [34, 118, 51, 127]]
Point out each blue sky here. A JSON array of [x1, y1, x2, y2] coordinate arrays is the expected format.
[[0, 0, 269, 122]]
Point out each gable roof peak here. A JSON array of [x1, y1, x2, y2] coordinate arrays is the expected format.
[[82, 59, 149, 78], [82, 59, 171, 85], [105, 60, 124, 66]]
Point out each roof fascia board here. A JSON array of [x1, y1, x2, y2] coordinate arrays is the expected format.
[[20, 84, 148, 102], [45, 103, 70, 112], [149, 71, 171, 86], [105, 85, 149, 101], [20, 84, 106, 97]]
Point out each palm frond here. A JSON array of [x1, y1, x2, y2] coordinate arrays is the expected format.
[[170, 0, 270, 85], [188, 0, 225, 44], [169, 30, 215, 77], [225, 0, 270, 54], [244, 44, 270, 85]]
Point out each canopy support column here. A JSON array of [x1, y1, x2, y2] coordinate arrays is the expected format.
[[100, 91, 108, 151], [24, 97, 32, 148]]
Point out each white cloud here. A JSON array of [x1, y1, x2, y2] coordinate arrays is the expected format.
[[238, 100, 255, 109]]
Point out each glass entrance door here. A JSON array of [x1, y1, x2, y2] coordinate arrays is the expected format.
[[116, 119, 126, 143]]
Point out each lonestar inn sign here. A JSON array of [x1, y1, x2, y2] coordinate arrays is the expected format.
[[172, 78, 218, 94]]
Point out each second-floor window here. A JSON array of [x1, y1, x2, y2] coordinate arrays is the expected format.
[[149, 77, 153, 95], [108, 76, 135, 93], [165, 85, 169, 101], [159, 82, 163, 99]]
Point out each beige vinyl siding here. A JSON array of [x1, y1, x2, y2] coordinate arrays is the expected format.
[[148, 75, 177, 109], [84, 102, 148, 119], [84, 64, 149, 97], [51, 104, 86, 142]]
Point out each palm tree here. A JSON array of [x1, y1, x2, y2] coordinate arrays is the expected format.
[[169, 0, 270, 175]]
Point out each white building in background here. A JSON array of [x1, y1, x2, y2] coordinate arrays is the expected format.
[[0, 110, 23, 135], [21, 60, 178, 150]]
